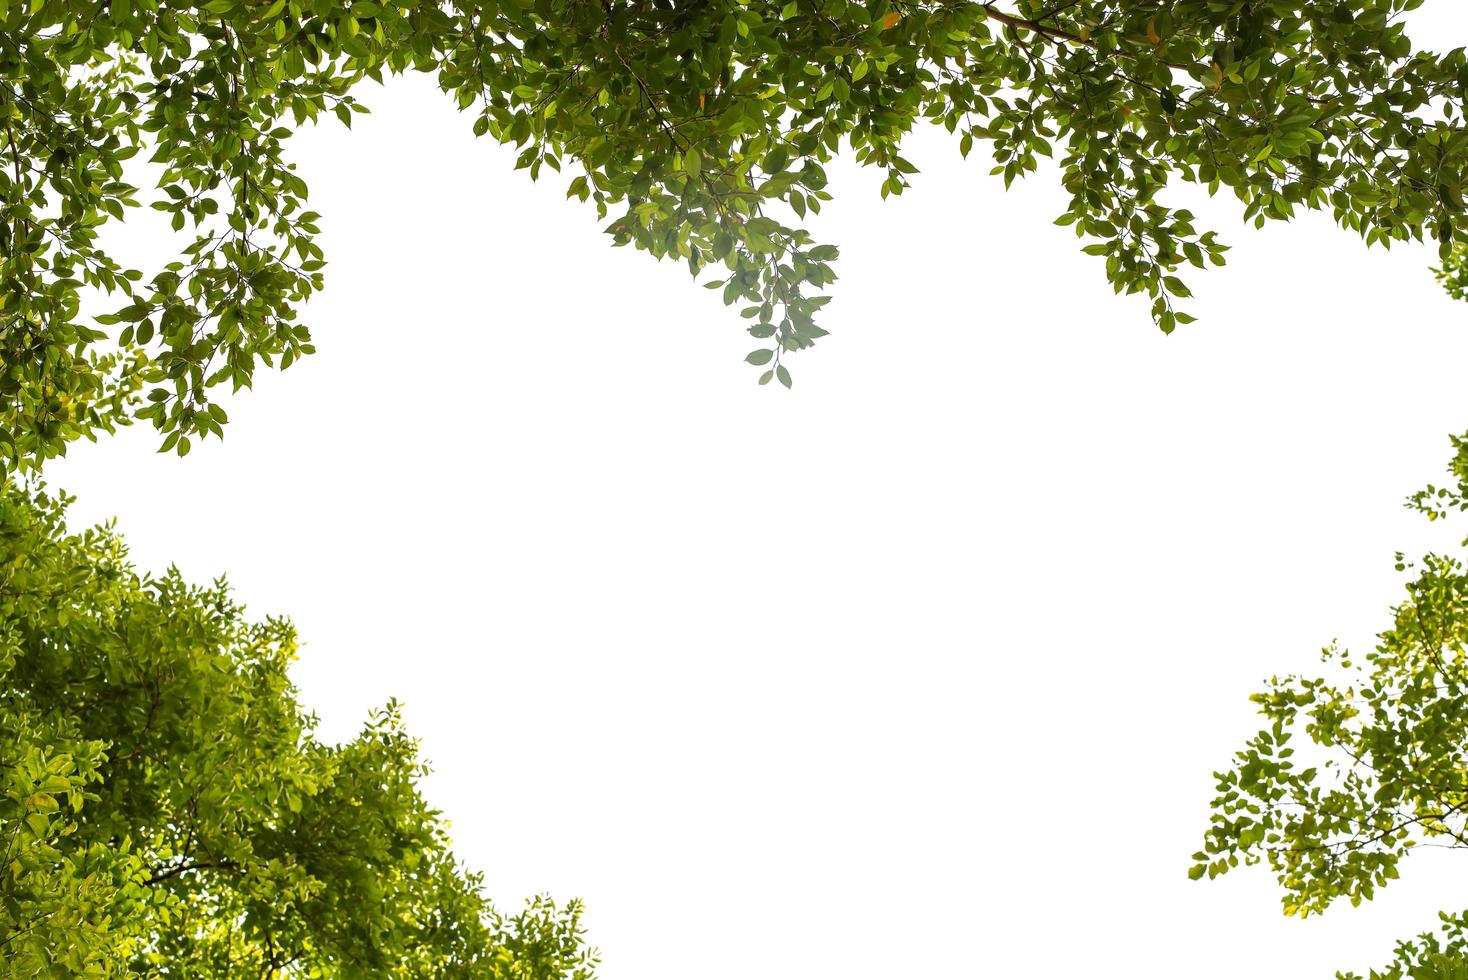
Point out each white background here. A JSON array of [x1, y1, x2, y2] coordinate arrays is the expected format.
[[50, 8, 1468, 977]]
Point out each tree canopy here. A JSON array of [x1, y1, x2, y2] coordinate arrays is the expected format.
[[3, 0, 1465, 471], [0, 485, 595, 977], [1196, 432, 1468, 979]]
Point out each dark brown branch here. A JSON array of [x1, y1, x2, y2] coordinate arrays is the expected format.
[[980, 2, 1087, 45], [976, 3, 1194, 73], [143, 857, 237, 886]]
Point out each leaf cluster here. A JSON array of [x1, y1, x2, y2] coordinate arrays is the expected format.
[[1197, 432, 1468, 977], [0, 486, 596, 978], [4, 0, 1468, 470]]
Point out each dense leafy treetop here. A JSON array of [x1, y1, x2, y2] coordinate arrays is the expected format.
[[1196, 432, 1468, 979], [2, 0, 1464, 468], [0, 486, 595, 977]]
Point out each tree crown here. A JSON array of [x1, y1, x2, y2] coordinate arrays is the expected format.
[[2, 1, 1463, 461], [1198, 431, 1468, 978], [0, 485, 596, 976]]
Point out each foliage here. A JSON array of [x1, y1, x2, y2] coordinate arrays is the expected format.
[[1435, 242, 1468, 301], [3, 0, 1467, 467], [1195, 431, 1468, 979], [0, 485, 595, 978]]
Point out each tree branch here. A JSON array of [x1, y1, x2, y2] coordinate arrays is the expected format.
[[976, 3, 1194, 73]]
